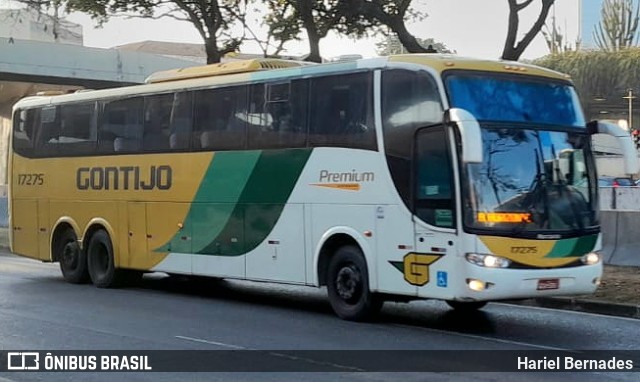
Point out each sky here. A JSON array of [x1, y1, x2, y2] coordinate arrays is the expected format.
[[3, 0, 583, 60]]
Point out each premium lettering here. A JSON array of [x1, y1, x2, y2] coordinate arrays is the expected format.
[[76, 166, 172, 190], [318, 169, 375, 183]]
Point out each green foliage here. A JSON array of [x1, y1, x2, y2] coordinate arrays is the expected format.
[[264, 0, 380, 62], [376, 35, 454, 56], [534, 48, 640, 115], [593, 0, 640, 51]]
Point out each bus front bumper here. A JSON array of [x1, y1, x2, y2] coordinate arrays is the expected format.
[[447, 262, 603, 302]]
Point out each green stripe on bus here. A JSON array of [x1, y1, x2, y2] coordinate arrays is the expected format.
[[197, 148, 312, 255], [154, 151, 261, 253], [545, 235, 597, 258]]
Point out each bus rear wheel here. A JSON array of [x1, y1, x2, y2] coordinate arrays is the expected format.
[[57, 228, 89, 284], [326, 245, 383, 321], [87, 230, 124, 288], [446, 300, 488, 312]]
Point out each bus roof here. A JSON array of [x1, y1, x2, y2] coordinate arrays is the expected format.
[[389, 54, 571, 81], [12, 54, 571, 111], [144, 58, 314, 84]]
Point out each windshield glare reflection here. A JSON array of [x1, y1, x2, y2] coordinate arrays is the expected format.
[[465, 129, 598, 234]]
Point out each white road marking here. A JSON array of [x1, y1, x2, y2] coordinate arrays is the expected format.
[[391, 323, 576, 352], [174, 335, 248, 350], [174, 336, 365, 371]]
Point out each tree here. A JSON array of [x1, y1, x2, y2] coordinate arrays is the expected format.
[[63, 0, 249, 64], [541, 21, 577, 54], [264, 0, 429, 62], [245, 1, 299, 58], [534, 48, 640, 119], [376, 35, 455, 56], [264, 0, 374, 63], [594, 0, 640, 52], [345, 0, 428, 53], [502, 0, 555, 61]]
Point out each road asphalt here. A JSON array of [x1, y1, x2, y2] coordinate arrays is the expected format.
[[0, 227, 636, 319]]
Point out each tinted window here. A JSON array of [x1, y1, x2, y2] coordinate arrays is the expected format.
[[34, 106, 60, 157], [382, 69, 443, 207], [309, 72, 375, 150], [248, 80, 308, 149], [415, 127, 455, 228], [101, 97, 144, 153], [168, 92, 193, 150], [143, 94, 173, 151], [56, 103, 97, 155], [194, 86, 247, 151], [445, 72, 585, 127], [13, 108, 39, 157]]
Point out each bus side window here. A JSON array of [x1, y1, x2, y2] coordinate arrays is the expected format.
[[101, 97, 143, 153], [168, 92, 193, 150], [34, 106, 60, 157], [309, 72, 375, 150], [56, 102, 98, 155], [194, 86, 247, 151], [248, 80, 308, 149], [13, 108, 39, 157], [381, 69, 444, 209], [143, 94, 173, 151]]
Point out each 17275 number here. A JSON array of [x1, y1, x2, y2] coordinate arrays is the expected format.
[[17, 173, 44, 186]]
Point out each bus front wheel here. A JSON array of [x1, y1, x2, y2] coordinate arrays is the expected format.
[[57, 228, 89, 284], [446, 300, 488, 312], [326, 245, 383, 321], [87, 230, 123, 288]]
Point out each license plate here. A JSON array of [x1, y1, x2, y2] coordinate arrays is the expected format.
[[537, 278, 560, 290]]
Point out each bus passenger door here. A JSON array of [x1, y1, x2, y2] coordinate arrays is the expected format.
[[412, 126, 459, 297]]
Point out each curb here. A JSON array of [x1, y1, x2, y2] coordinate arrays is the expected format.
[[506, 297, 640, 319]]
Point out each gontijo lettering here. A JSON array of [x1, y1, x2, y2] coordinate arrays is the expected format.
[[76, 166, 172, 190]]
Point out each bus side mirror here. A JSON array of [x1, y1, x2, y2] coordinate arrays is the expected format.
[[445, 108, 483, 164], [588, 120, 639, 175]]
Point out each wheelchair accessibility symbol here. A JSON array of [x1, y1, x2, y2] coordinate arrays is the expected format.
[[437, 271, 448, 287]]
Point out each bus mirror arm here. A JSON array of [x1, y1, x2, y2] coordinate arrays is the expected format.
[[587, 120, 639, 175], [445, 108, 483, 164]]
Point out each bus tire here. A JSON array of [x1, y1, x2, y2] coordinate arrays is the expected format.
[[326, 245, 383, 321], [446, 300, 488, 312], [87, 230, 124, 288], [57, 228, 90, 284]]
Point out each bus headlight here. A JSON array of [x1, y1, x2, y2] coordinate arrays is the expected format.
[[466, 253, 511, 268], [581, 252, 600, 265]]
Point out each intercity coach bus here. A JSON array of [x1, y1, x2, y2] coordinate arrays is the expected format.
[[9, 55, 639, 320]]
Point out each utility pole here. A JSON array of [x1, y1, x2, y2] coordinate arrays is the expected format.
[[551, 3, 557, 54], [624, 89, 636, 132]]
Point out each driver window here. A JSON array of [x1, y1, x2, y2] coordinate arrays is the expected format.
[[415, 126, 455, 228]]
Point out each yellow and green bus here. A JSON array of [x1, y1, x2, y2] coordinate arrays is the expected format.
[[9, 55, 638, 320]]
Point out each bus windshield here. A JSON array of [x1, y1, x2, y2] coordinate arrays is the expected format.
[[445, 72, 585, 127], [463, 128, 598, 235]]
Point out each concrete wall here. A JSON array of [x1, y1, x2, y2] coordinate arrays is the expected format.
[[0, 37, 198, 85], [599, 187, 640, 266]]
